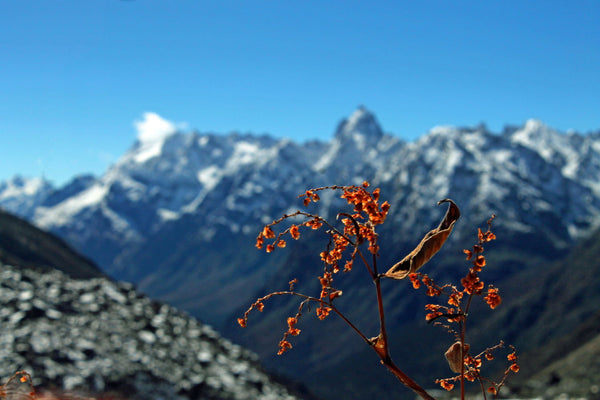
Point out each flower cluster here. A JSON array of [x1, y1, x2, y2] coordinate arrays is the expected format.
[[278, 316, 302, 355], [408, 216, 518, 394], [237, 299, 265, 328], [436, 343, 520, 395], [245, 182, 390, 354], [411, 216, 501, 321], [253, 181, 391, 284], [240, 181, 517, 400]]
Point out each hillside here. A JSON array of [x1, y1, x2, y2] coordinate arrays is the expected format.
[[0, 208, 103, 279], [0, 211, 309, 399]]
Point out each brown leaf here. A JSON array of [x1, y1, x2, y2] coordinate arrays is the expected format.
[[445, 341, 470, 373], [383, 199, 460, 280]]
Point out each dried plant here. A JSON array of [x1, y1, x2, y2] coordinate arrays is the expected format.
[[239, 182, 519, 400], [0, 371, 36, 400]]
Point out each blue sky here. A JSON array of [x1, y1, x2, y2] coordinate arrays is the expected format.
[[1, 1, 599, 186]]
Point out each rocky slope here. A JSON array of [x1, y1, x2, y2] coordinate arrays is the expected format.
[[0, 263, 304, 400], [0, 212, 306, 400]]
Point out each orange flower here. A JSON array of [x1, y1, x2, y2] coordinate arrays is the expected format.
[[507, 352, 518, 362], [474, 255, 486, 269], [477, 228, 485, 242], [463, 249, 473, 260], [439, 379, 454, 391], [478, 228, 496, 243], [237, 318, 247, 328], [343, 260, 353, 272], [329, 290, 343, 301], [287, 317, 301, 336], [255, 235, 264, 249], [487, 386, 497, 395], [448, 291, 463, 307], [409, 273, 421, 289], [510, 363, 520, 372], [461, 271, 483, 294], [484, 287, 502, 309], [381, 201, 390, 212], [262, 226, 276, 239], [426, 285, 441, 297], [278, 339, 292, 355], [289, 224, 300, 239], [266, 244, 275, 253], [306, 218, 323, 230], [316, 305, 332, 320], [426, 311, 442, 321], [372, 188, 380, 201]]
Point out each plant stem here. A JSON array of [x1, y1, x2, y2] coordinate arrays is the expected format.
[[374, 275, 389, 357], [380, 358, 437, 400]]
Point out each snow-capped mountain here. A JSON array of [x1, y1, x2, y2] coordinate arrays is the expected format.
[[3, 107, 600, 399], [0, 176, 53, 218], [2, 108, 600, 320]]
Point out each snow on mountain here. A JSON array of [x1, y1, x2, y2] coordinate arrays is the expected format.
[[133, 112, 178, 163], [3, 107, 600, 399], [508, 119, 582, 179], [315, 106, 403, 180], [2, 106, 600, 324], [0, 176, 53, 218], [2, 106, 600, 263]]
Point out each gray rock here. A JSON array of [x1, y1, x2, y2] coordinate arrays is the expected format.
[[0, 263, 301, 400]]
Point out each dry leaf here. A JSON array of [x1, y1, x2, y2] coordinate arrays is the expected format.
[[445, 341, 470, 373], [383, 199, 460, 280]]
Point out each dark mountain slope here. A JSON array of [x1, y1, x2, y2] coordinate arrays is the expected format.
[[0, 208, 103, 279], [484, 226, 600, 399]]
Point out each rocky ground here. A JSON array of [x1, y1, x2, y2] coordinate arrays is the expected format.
[[0, 262, 302, 400]]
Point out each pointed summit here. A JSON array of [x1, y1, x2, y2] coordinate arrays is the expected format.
[[334, 106, 384, 144]]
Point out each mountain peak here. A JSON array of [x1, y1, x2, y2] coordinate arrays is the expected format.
[[334, 106, 383, 143], [510, 118, 560, 148], [132, 112, 179, 163]]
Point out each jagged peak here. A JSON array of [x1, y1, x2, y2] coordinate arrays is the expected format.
[[510, 119, 562, 147], [0, 175, 53, 200], [523, 118, 546, 130], [334, 106, 383, 143]]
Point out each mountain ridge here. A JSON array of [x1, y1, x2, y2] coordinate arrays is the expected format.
[[2, 107, 600, 399]]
